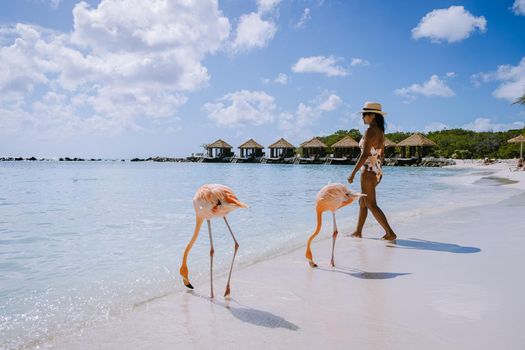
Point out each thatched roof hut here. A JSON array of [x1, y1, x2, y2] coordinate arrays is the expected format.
[[238, 139, 264, 158], [301, 137, 328, 158], [300, 137, 328, 148], [331, 136, 359, 148], [269, 138, 295, 149], [206, 139, 233, 158], [207, 139, 233, 149], [383, 137, 397, 148], [331, 136, 359, 158], [239, 138, 264, 149], [397, 133, 437, 147], [268, 138, 295, 158], [397, 133, 436, 159]]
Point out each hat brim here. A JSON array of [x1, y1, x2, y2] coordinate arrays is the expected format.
[[360, 109, 387, 116]]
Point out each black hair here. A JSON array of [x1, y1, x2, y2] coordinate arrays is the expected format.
[[364, 112, 386, 133]]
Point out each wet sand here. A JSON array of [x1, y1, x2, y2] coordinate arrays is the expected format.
[[43, 162, 525, 350]]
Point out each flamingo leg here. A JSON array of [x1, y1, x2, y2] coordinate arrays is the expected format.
[[223, 217, 239, 298], [305, 209, 323, 268], [207, 219, 215, 298], [180, 217, 203, 289], [330, 212, 338, 267]]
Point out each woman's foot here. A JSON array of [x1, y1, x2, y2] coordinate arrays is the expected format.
[[381, 232, 397, 241], [348, 231, 362, 238]]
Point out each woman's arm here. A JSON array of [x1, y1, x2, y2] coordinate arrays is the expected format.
[[348, 129, 374, 183]]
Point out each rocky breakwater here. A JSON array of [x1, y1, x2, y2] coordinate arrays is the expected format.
[[419, 157, 456, 167], [384, 157, 455, 167], [130, 156, 187, 162]]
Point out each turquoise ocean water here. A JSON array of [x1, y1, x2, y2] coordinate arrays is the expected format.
[[0, 162, 516, 349]]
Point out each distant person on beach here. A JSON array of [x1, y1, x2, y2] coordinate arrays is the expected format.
[[515, 158, 524, 171], [347, 102, 397, 241]]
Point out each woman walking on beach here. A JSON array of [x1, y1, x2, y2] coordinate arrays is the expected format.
[[347, 102, 397, 241]]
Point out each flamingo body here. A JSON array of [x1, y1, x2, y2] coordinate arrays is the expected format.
[[306, 183, 365, 267], [180, 184, 247, 298]]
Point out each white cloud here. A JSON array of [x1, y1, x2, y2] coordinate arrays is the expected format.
[[296, 8, 311, 29], [0, 24, 52, 99], [0, 0, 230, 136], [47, 0, 62, 9], [231, 12, 276, 52], [257, 0, 281, 14], [262, 73, 288, 85], [230, 0, 281, 52], [318, 93, 342, 111], [412, 6, 486, 43], [471, 57, 525, 102], [278, 91, 343, 132], [424, 118, 524, 133], [395, 74, 455, 100], [350, 58, 370, 67], [291, 55, 348, 77], [461, 118, 524, 132], [513, 0, 525, 15], [203, 90, 276, 128], [274, 73, 288, 85]]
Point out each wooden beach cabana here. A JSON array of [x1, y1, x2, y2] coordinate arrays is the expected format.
[[267, 138, 296, 163], [268, 138, 295, 158], [383, 137, 397, 158], [331, 136, 359, 158], [203, 139, 233, 162], [397, 133, 437, 161], [238, 139, 264, 161], [328, 136, 359, 164], [299, 137, 328, 163]]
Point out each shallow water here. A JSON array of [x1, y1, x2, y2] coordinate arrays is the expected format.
[[0, 162, 517, 349]]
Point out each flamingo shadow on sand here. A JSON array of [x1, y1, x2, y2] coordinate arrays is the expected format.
[[316, 266, 411, 280], [187, 291, 299, 331], [226, 304, 299, 330], [385, 238, 481, 254]]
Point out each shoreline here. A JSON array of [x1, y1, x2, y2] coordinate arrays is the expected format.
[[31, 162, 525, 350], [1, 156, 521, 167]]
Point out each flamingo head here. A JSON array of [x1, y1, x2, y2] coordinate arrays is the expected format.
[[342, 189, 366, 205]]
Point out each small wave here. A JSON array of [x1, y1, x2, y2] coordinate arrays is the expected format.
[[474, 176, 519, 186], [72, 177, 98, 182]]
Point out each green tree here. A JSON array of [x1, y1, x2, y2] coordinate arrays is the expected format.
[[317, 127, 524, 159], [320, 129, 362, 147]]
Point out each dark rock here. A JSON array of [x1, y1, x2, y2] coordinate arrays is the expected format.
[[420, 157, 455, 167]]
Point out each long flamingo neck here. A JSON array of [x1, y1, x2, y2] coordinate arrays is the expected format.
[[309, 209, 323, 242], [186, 218, 203, 257], [180, 217, 203, 278]]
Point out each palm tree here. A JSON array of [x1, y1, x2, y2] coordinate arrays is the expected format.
[[513, 93, 525, 105]]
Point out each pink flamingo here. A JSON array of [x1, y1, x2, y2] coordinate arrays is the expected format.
[[180, 184, 248, 298], [305, 183, 365, 268]]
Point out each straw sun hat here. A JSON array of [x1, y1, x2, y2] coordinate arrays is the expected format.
[[360, 101, 387, 116]]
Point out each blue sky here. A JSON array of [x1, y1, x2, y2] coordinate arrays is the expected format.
[[1, 0, 524, 158]]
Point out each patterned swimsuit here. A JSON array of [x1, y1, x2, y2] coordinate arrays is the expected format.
[[359, 137, 383, 182]]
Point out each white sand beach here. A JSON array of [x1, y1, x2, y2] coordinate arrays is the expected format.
[[38, 163, 525, 350]]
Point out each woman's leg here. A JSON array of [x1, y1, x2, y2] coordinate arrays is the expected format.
[[350, 193, 368, 238], [361, 171, 397, 240]]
